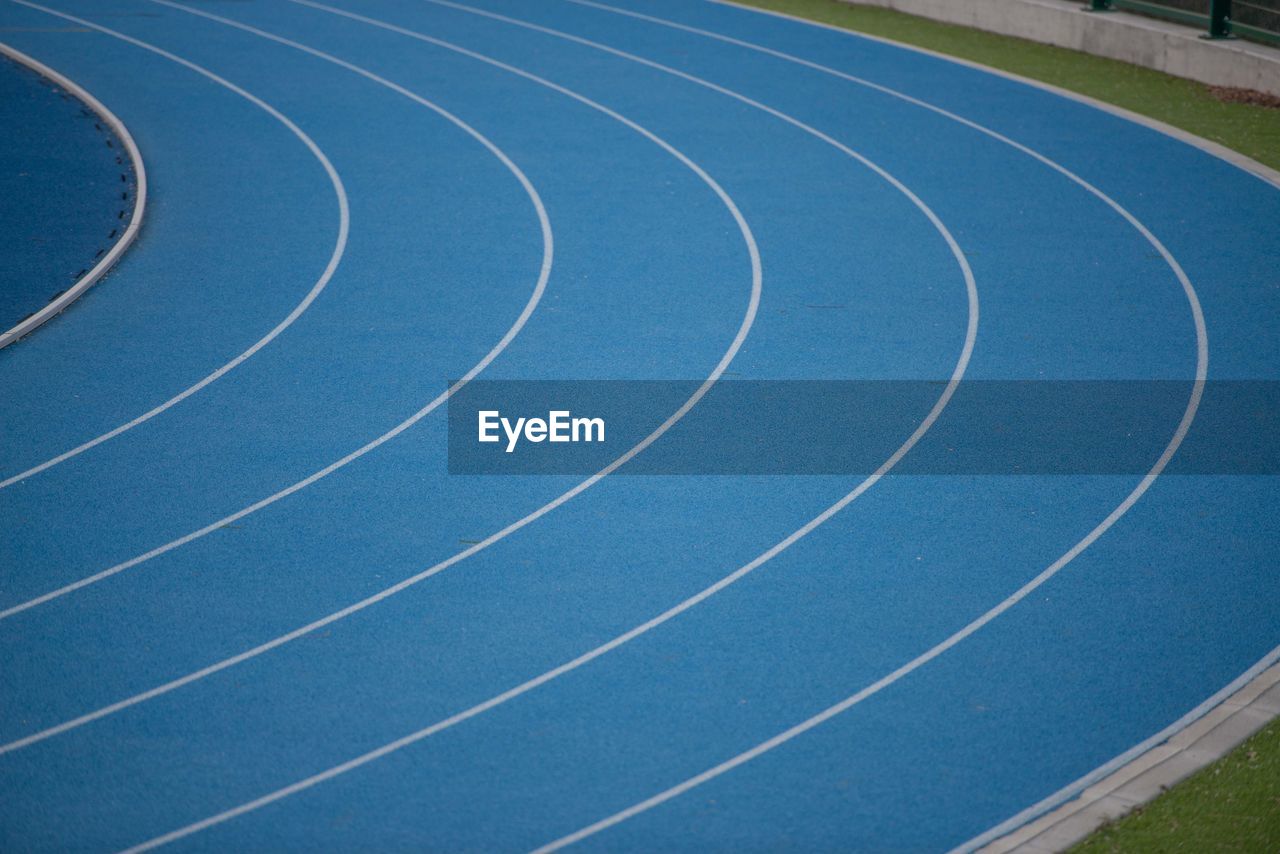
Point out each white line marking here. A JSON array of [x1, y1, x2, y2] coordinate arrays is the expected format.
[[0, 0, 349, 490], [0, 42, 147, 349], [520, 3, 1207, 849], [672, 3, 1278, 846], [0, 0, 763, 757], [110, 1, 980, 847], [0, 0, 557, 622]]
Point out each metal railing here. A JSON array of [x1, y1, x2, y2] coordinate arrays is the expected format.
[[1088, 0, 1280, 46]]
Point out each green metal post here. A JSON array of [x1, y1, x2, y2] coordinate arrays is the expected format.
[[1205, 0, 1235, 38], [1086, 0, 1113, 10]]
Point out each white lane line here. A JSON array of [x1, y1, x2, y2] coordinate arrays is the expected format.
[[0, 0, 762, 755], [0, 42, 147, 349], [671, 4, 1279, 848], [0, 0, 557, 623], [111, 2, 979, 848], [522, 4, 1207, 850], [686, 1, 1280, 839], [0, 0, 350, 490]]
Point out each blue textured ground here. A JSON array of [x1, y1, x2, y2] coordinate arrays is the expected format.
[[0, 52, 133, 333], [0, 1, 1278, 851]]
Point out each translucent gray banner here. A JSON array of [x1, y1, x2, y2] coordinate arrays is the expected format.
[[446, 381, 1278, 475]]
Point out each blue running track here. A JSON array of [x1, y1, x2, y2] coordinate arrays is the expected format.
[[1, 0, 1278, 850]]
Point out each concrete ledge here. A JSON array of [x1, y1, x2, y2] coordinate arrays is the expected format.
[[844, 0, 1280, 96]]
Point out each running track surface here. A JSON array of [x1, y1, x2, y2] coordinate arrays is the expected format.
[[1, 1, 1278, 850]]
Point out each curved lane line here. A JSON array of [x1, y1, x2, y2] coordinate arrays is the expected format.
[[0, 41, 148, 349], [675, 3, 1280, 843], [522, 4, 1208, 849], [0, 0, 556, 622], [0, 0, 349, 490], [0, 0, 763, 755], [111, 2, 980, 848]]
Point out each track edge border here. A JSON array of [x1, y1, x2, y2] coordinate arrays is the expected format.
[[0, 40, 147, 349]]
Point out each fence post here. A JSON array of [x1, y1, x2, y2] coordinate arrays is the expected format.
[[1205, 0, 1235, 38]]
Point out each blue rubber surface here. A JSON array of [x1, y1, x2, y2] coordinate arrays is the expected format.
[[0, 52, 134, 334], [0, 0, 1277, 850]]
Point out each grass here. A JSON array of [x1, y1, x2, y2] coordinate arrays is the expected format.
[[1071, 721, 1280, 852], [721, 1, 1280, 849], [729, 0, 1280, 171]]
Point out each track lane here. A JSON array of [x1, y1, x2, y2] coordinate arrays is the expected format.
[[0, 0, 553, 621], [0, 0, 763, 761], [0, 0, 348, 488]]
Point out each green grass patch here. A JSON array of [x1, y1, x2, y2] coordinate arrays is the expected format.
[[729, 0, 1280, 171], [1072, 721, 1280, 852]]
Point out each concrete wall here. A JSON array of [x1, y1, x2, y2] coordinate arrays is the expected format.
[[846, 0, 1280, 96]]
